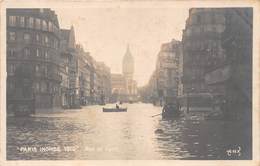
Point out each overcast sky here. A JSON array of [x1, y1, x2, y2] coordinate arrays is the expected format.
[[54, 7, 189, 86]]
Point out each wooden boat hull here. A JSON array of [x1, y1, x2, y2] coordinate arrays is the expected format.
[[162, 111, 181, 119], [103, 108, 127, 112]]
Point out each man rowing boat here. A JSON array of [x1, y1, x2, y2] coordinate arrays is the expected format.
[[162, 100, 181, 118]]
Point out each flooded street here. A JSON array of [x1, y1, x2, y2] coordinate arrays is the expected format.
[[7, 103, 251, 160]]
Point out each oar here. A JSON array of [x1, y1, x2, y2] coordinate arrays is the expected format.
[[151, 113, 162, 117]]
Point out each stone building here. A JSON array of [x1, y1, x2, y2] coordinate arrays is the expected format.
[[148, 71, 159, 102], [7, 9, 61, 112], [80, 52, 95, 104], [144, 39, 181, 105], [122, 45, 134, 94], [177, 43, 184, 97], [96, 62, 112, 103], [122, 45, 138, 101], [205, 8, 252, 120], [92, 60, 99, 103], [139, 71, 158, 103], [156, 39, 181, 102], [72, 45, 111, 106], [111, 45, 138, 103], [66, 27, 80, 108], [59, 26, 76, 108], [75, 44, 91, 105], [181, 8, 226, 110], [111, 73, 127, 102]]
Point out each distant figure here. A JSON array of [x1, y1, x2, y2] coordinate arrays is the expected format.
[[116, 104, 119, 109], [162, 104, 169, 114], [162, 102, 181, 118]]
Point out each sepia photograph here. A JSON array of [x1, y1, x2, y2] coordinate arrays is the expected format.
[[1, 1, 258, 163]]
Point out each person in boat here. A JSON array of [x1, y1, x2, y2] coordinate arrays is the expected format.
[[162, 102, 180, 117], [162, 103, 174, 118], [162, 103, 170, 114], [116, 104, 120, 109]]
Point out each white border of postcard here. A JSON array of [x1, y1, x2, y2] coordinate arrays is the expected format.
[[0, 0, 259, 166]]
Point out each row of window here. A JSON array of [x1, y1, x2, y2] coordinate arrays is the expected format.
[[35, 64, 48, 75], [8, 15, 58, 33], [190, 13, 225, 25], [184, 39, 222, 51], [8, 63, 49, 76], [185, 24, 224, 36], [7, 47, 50, 59], [188, 54, 227, 68], [34, 81, 50, 93], [8, 80, 59, 94], [8, 31, 59, 49]]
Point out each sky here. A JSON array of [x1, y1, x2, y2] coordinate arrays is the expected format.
[[54, 7, 189, 87]]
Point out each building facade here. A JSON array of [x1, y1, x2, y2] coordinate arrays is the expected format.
[[7, 9, 61, 112], [60, 26, 77, 108], [65, 27, 80, 108], [143, 39, 182, 105], [204, 8, 252, 120], [6, 8, 113, 112], [122, 45, 134, 94], [181, 8, 226, 109], [96, 62, 112, 103], [177, 43, 184, 97], [139, 71, 158, 103], [122, 45, 138, 101], [75, 44, 91, 105], [111, 45, 138, 103], [156, 39, 181, 101], [111, 74, 127, 102], [92, 60, 99, 103]]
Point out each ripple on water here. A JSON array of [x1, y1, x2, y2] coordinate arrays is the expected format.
[[7, 103, 251, 160]]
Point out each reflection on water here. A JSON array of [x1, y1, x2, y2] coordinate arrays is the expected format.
[[7, 103, 251, 160]]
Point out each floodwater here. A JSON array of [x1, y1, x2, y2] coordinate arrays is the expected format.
[[7, 103, 251, 160]]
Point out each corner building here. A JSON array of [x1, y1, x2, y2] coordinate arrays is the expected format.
[[7, 9, 61, 112], [205, 8, 252, 120], [156, 39, 181, 101], [181, 8, 226, 109]]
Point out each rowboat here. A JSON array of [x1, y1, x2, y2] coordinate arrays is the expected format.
[[103, 108, 127, 112], [162, 111, 180, 119]]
